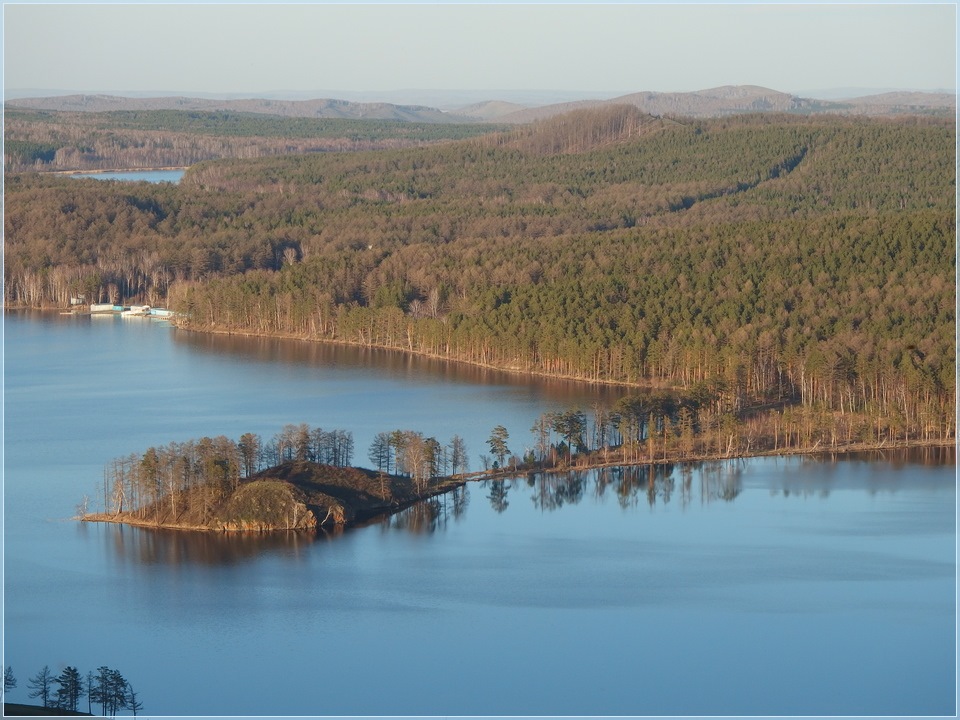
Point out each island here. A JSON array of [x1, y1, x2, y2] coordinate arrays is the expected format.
[[82, 459, 469, 532]]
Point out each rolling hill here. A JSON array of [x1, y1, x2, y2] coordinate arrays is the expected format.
[[8, 85, 954, 124]]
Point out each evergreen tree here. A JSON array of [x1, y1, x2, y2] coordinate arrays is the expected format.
[[3, 665, 16, 698], [126, 682, 144, 717], [368, 431, 392, 473], [487, 425, 511, 468], [54, 666, 84, 712], [27, 665, 54, 708]]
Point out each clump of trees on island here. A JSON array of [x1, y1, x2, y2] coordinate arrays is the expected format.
[[86, 423, 472, 529], [3, 664, 142, 717]]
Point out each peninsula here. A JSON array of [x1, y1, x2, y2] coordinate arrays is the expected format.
[[79, 417, 953, 535]]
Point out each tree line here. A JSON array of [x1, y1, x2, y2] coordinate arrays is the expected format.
[[3, 663, 142, 716]]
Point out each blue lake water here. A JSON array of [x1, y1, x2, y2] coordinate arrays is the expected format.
[[3, 311, 956, 717], [70, 169, 185, 183]]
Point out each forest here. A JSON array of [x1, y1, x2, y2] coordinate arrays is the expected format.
[[5, 106, 955, 448]]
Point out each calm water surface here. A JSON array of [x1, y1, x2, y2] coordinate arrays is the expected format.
[[3, 311, 956, 717], [70, 169, 185, 183]]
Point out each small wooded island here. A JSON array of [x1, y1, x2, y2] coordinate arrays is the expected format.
[[80, 424, 476, 532], [83, 460, 464, 532]]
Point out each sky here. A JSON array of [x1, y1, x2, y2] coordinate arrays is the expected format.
[[2, 3, 957, 102]]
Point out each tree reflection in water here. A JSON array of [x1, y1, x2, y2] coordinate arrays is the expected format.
[[529, 471, 587, 511], [546, 461, 744, 511], [698, 460, 745, 503], [92, 522, 321, 567], [486, 479, 510, 513], [771, 446, 950, 498], [384, 485, 471, 534], [388, 462, 749, 528], [595, 464, 684, 509]]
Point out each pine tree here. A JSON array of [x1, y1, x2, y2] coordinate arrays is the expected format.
[[126, 682, 144, 717], [27, 665, 54, 708], [54, 666, 84, 712], [3, 665, 16, 698], [487, 425, 511, 468]]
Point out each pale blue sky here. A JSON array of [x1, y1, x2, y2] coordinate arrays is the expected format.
[[2, 3, 956, 100]]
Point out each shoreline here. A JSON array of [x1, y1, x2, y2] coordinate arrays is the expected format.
[[171, 321, 676, 391]]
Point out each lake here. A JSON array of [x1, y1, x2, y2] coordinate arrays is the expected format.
[[69, 168, 185, 183], [3, 311, 956, 717]]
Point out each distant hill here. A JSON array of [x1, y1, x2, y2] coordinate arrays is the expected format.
[[453, 99, 531, 121], [5, 94, 471, 124], [483, 104, 677, 155], [7, 86, 954, 124], [496, 85, 956, 123], [837, 91, 958, 114]]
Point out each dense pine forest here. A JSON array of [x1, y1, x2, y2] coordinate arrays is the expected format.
[[5, 106, 955, 447]]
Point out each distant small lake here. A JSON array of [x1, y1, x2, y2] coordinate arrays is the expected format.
[[70, 168, 185, 183]]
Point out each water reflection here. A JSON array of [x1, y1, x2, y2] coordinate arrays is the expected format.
[[824, 444, 955, 467], [486, 479, 510, 513], [380, 485, 471, 535], [482, 462, 744, 515], [772, 447, 955, 498], [83, 522, 322, 566], [173, 328, 629, 404], [527, 470, 588, 511], [698, 460, 745, 503]]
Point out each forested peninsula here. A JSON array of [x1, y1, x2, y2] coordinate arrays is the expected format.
[[6, 105, 956, 460]]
